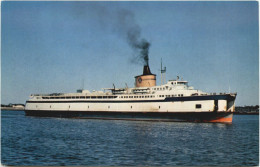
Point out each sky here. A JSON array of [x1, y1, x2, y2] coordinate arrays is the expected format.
[[1, 1, 259, 106]]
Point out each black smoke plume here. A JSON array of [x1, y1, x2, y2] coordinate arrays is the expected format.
[[116, 9, 151, 66]]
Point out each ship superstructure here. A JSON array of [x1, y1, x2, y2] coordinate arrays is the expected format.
[[25, 62, 236, 123]]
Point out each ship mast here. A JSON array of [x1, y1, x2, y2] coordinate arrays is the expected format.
[[160, 58, 166, 85]]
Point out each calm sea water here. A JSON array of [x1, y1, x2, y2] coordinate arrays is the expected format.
[[1, 110, 259, 166]]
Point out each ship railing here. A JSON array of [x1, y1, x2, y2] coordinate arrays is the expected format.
[[208, 92, 236, 95]]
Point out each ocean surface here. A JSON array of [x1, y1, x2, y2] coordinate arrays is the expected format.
[[1, 110, 259, 166]]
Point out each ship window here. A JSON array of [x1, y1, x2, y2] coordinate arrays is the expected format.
[[171, 82, 173, 85], [103, 96, 107, 99], [80, 96, 85, 99], [159, 106, 160, 109], [108, 106, 110, 109], [76, 96, 79, 99], [130, 96, 133, 98], [131, 106, 132, 109], [97, 96, 102, 99], [142, 96, 144, 98], [91, 96, 96, 99], [162, 95, 164, 97], [86, 96, 90, 99], [72, 97, 75, 99], [157, 88, 159, 90], [134, 96, 137, 98], [196, 104, 202, 109], [61, 97, 65, 99], [163, 88, 165, 90], [166, 86, 168, 89]]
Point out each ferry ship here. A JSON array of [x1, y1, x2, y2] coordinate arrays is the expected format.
[[25, 62, 237, 123]]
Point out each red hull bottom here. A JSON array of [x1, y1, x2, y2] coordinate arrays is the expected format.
[[208, 117, 232, 123]]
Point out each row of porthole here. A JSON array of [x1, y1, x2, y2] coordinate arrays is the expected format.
[[37, 105, 162, 109], [42, 96, 117, 99], [119, 95, 155, 98]]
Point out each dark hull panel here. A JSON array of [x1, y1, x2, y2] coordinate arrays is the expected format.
[[24, 110, 233, 123]]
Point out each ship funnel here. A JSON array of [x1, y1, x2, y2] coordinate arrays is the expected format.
[[135, 64, 156, 87], [143, 65, 152, 75]]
